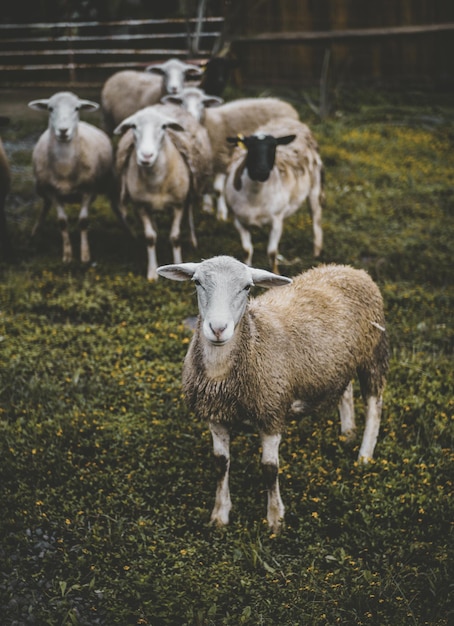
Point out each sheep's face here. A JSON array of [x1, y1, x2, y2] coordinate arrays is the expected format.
[[162, 88, 223, 123], [115, 109, 184, 168], [28, 92, 99, 143], [133, 119, 167, 168], [243, 133, 296, 182], [147, 59, 203, 95], [156, 255, 292, 347], [194, 264, 253, 346], [228, 133, 296, 183]]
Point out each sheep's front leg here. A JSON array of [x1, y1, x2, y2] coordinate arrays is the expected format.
[[338, 381, 356, 443], [209, 422, 231, 527], [268, 216, 284, 274], [308, 174, 323, 257], [260, 432, 285, 533], [358, 395, 383, 463], [138, 206, 158, 281], [170, 206, 184, 264], [31, 198, 52, 237], [214, 173, 228, 221], [79, 193, 94, 263], [56, 204, 73, 263], [233, 217, 253, 266]]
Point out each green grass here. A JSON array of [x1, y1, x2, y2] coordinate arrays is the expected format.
[[0, 86, 453, 625]]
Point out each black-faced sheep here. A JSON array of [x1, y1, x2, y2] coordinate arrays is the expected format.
[[225, 118, 324, 272], [161, 87, 300, 219], [114, 103, 213, 281], [100, 58, 203, 134], [157, 255, 389, 533], [28, 91, 121, 264]]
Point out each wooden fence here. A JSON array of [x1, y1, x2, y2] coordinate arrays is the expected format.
[[1, 10, 453, 89], [0, 17, 224, 86]]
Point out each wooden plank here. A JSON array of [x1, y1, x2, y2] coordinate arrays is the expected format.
[[233, 22, 454, 43]]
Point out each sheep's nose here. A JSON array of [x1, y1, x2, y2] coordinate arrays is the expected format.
[[209, 322, 227, 341], [139, 152, 154, 166], [58, 128, 69, 140]]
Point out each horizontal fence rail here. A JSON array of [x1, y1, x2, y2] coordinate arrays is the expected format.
[[0, 17, 224, 86], [232, 21, 454, 44]]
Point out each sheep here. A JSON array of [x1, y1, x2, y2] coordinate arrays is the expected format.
[[100, 58, 203, 134], [114, 103, 213, 281], [157, 255, 389, 532], [224, 118, 324, 273], [0, 136, 13, 260], [28, 91, 123, 264], [161, 87, 300, 219]]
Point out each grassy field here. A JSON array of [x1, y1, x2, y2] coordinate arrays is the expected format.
[[0, 84, 453, 625]]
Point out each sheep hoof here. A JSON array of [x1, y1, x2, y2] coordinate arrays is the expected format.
[[210, 515, 229, 529], [268, 518, 284, 535], [341, 428, 357, 444]]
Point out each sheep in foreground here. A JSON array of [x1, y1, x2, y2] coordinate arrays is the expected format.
[[28, 91, 121, 264], [101, 58, 203, 134], [224, 118, 324, 272], [162, 87, 300, 219], [157, 255, 389, 532], [114, 103, 213, 281]]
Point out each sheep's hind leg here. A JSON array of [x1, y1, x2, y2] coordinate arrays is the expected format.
[[233, 217, 253, 265], [260, 432, 285, 533], [338, 381, 356, 443], [358, 395, 382, 463], [170, 206, 184, 264], [268, 216, 284, 274], [209, 422, 232, 527]]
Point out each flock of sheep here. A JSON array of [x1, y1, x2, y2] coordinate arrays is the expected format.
[[15, 56, 324, 280], [0, 57, 389, 531]]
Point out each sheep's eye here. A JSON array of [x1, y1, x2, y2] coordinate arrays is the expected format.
[[193, 279, 201, 287], [48, 106, 53, 112], [244, 284, 252, 292]]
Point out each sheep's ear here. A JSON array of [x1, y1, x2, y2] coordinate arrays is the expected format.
[[277, 134, 296, 146], [28, 99, 50, 111], [227, 133, 246, 147], [113, 117, 136, 135], [161, 94, 183, 106], [249, 268, 292, 289], [165, 121, 185, 132], [78, 99, 100, 112], [157, 263, 199, 281], [146, 64, 165, 76], [184, 67, 203, 80], [202, 95, 224, 107]]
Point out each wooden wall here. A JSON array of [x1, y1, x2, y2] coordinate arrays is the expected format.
[[228, 0, 454, 88]]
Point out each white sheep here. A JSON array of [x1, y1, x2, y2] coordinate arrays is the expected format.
[[162, 87, 300, 219], [100, 58, 203, 134], [157, 255, 389, 532], [114, 103, 213, 281], [28, 91, 120, 264], [224, 118, 324, 272]]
